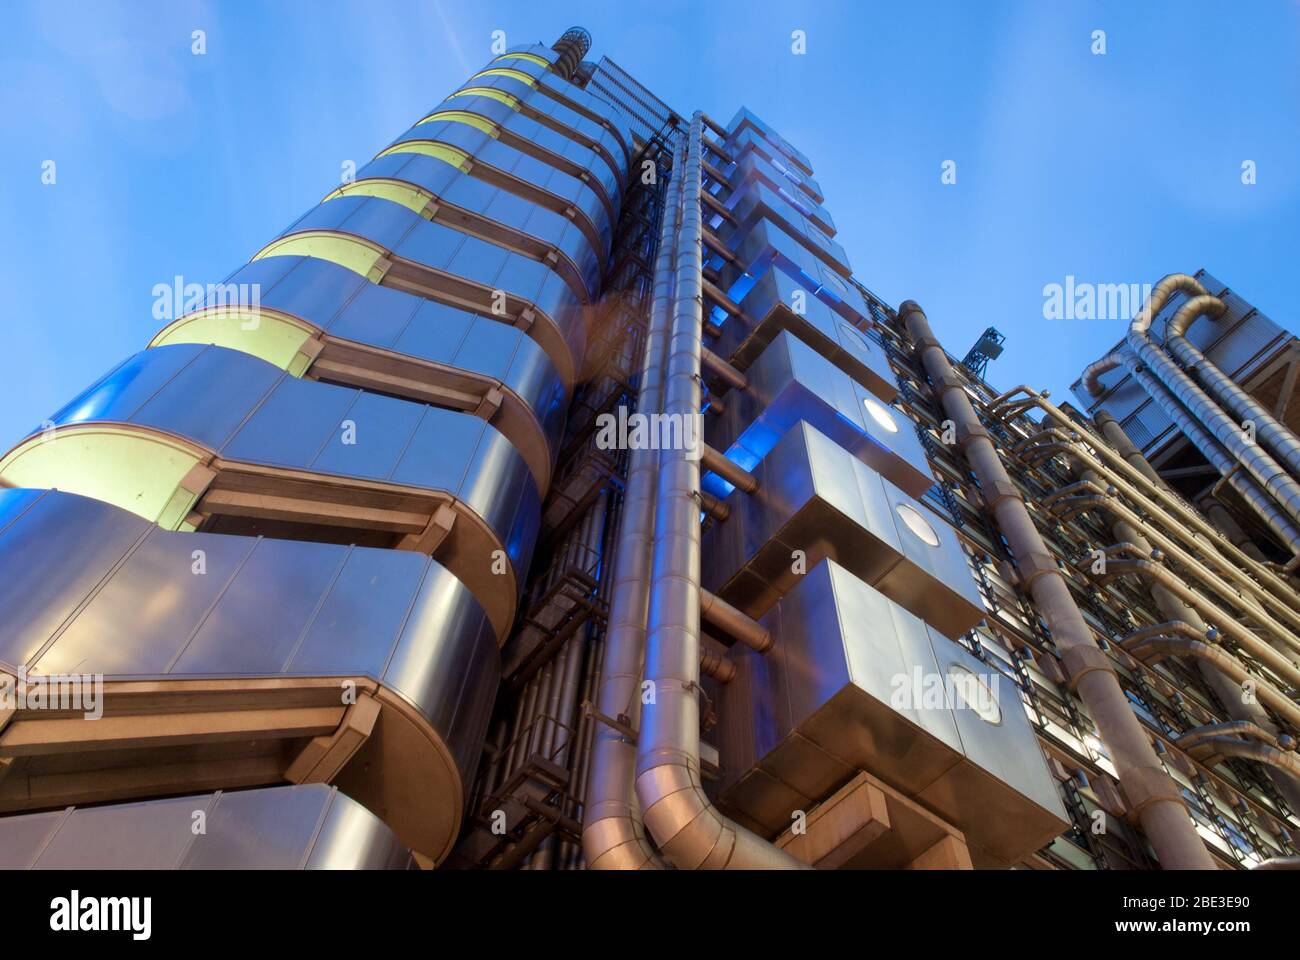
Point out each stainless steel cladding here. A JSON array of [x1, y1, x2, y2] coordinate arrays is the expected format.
[[727, 218, 868, 326], [729, 151, 836, 236], [0, 785, 413, 870], [0, 343, 539, 639], [702, 420, 984, 638], [0, 488, 499, 864], [727, 181, 851, 277], [153, 256, 567, 494], [725, 107, 816, 179], [713, 268, 897, 401], [715, 559, 1068, 866], [257, 195, 589, 391], [704, 330, 933, 499], [727, 127, 824, 204]]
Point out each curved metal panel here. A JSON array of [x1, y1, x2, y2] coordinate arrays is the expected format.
[[420, 97, 622, 214], [384, 121, 612, 255], [0, 489, 500, 861], [0, 784, 412, 870], [452, 72, 630, 180], [5, 345, 540, 638], [352, 155, 601, 299], [275, 196, 587, 386], [444, 82, 627, 191], [155, 257, 567, 494], [480, 50, 634, 161]]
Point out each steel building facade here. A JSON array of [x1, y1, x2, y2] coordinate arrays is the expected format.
[[1, 28, 1297, 872]]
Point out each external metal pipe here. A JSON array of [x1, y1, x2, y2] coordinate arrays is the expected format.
[[1098, 493, 1300, 811], [702, 347, 748, 391], [1025, 435, 1300, 619], [1002, 398, 1300, 609], [900, 299, 1215, 869], [1166, 294, 1300, 480], [634, 113, 805, 869], [1103, 558, 1300, 689], [1197, 493, 1268, 562], [700, 588, 774, 653], [700, 189, 736, 224], [1091, 405, 1273, 567], [1177, 721, 1292, 753], [1123, 633, 1300, 730], [701, 444, 759, 494], [698, 489, 730, 523], [1115, 352, 1300, 551], [580, 145, 685, 871], [702, 277, 744, 317], [1087, 274, 1300, 533], [702, 134, 733, 165], [699, 648, 737, 684], [1186, 738, 1300, 780], [1251, 856, 1300, 870], [702, 228, 739, 263], [1049, 483, 1300, 652], [1093, 410, 1169, 490], [701, 113, 729, 138]]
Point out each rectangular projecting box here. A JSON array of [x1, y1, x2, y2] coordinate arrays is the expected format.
[[702, 420, 983, 639], [728, 181, 851, 278], [716, 558, 1068, 866], [705, 330, 933, 500], [728, 219, 867, 326], [711, 269, 896, 403]]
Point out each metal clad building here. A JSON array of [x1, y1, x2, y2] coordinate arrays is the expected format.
[[1, 28, 1297, 873]]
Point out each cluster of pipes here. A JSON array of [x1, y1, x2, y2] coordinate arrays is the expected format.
[[567, 100, 1300, 868], [983, 275, 1300, 868], [1082, 274, 1300, 561], [580, 113, 803, 869]]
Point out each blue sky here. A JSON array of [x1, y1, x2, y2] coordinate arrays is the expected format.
[[1, 0, 1297, 445]]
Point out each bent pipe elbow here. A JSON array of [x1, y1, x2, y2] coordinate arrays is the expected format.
[[582, 810, 666, 871], [634, 758, 808, 870]]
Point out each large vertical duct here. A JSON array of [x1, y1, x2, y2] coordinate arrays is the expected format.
[[901, 300, 1215, 870], [550, 27, 592, 82], [1165, 295, 1300, 480], [1083, 347, 1300, 553], [581, 145, 682, 870], [1196, 492, 1268, 562], [633, 113, 804, 869], [1084, 275, 1300, 542], [1093, 409, 1169, 491]]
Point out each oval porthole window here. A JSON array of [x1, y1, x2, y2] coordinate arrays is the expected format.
[[862, 396, 899, 433], [840, 322, 874, 352], [895, 502, 940, 547], [946, 664, 1003, 725]]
